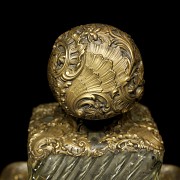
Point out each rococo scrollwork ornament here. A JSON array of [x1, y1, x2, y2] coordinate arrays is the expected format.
[[47, 23, 144, 120], [1, 23, 179, 180]]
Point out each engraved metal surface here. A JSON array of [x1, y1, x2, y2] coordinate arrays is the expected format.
[[1, 23, 168, 179], [47, 23, 144, 120]]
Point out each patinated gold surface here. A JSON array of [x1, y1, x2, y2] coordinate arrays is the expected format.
[[159, 164, 180, 180], [0, 162, 28, 180], [1, 23, 170, 179], [48, 23, 144, 120], [27, 102, 164, 169]]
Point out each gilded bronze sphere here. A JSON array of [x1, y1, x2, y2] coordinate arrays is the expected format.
[[47, 23, 144, 120]]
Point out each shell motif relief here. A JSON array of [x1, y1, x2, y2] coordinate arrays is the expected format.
[[47, 23, 144, 120]]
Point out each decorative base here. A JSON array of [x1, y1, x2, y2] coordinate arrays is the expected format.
[[26, 102, 164, 179]]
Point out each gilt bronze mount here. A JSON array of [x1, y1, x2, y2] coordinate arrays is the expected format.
[[28, 23, 163, 179], [2, 23, 179, 180], [47, 23, 144, 120]]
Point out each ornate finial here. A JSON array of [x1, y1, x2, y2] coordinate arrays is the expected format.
[[47, 23, 144, 120], [26, 24, 165, 180]]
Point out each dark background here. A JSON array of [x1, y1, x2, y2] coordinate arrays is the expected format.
[[1, 2, 180, 173]]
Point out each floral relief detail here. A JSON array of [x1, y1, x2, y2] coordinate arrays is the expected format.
[[28, 103, 164, 166], [47, 23, 144, 120]]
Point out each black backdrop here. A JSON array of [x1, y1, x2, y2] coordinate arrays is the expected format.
[[1, 2, 180, 173]]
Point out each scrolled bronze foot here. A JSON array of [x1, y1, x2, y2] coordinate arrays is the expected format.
[[0, 162, 28, 180]]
